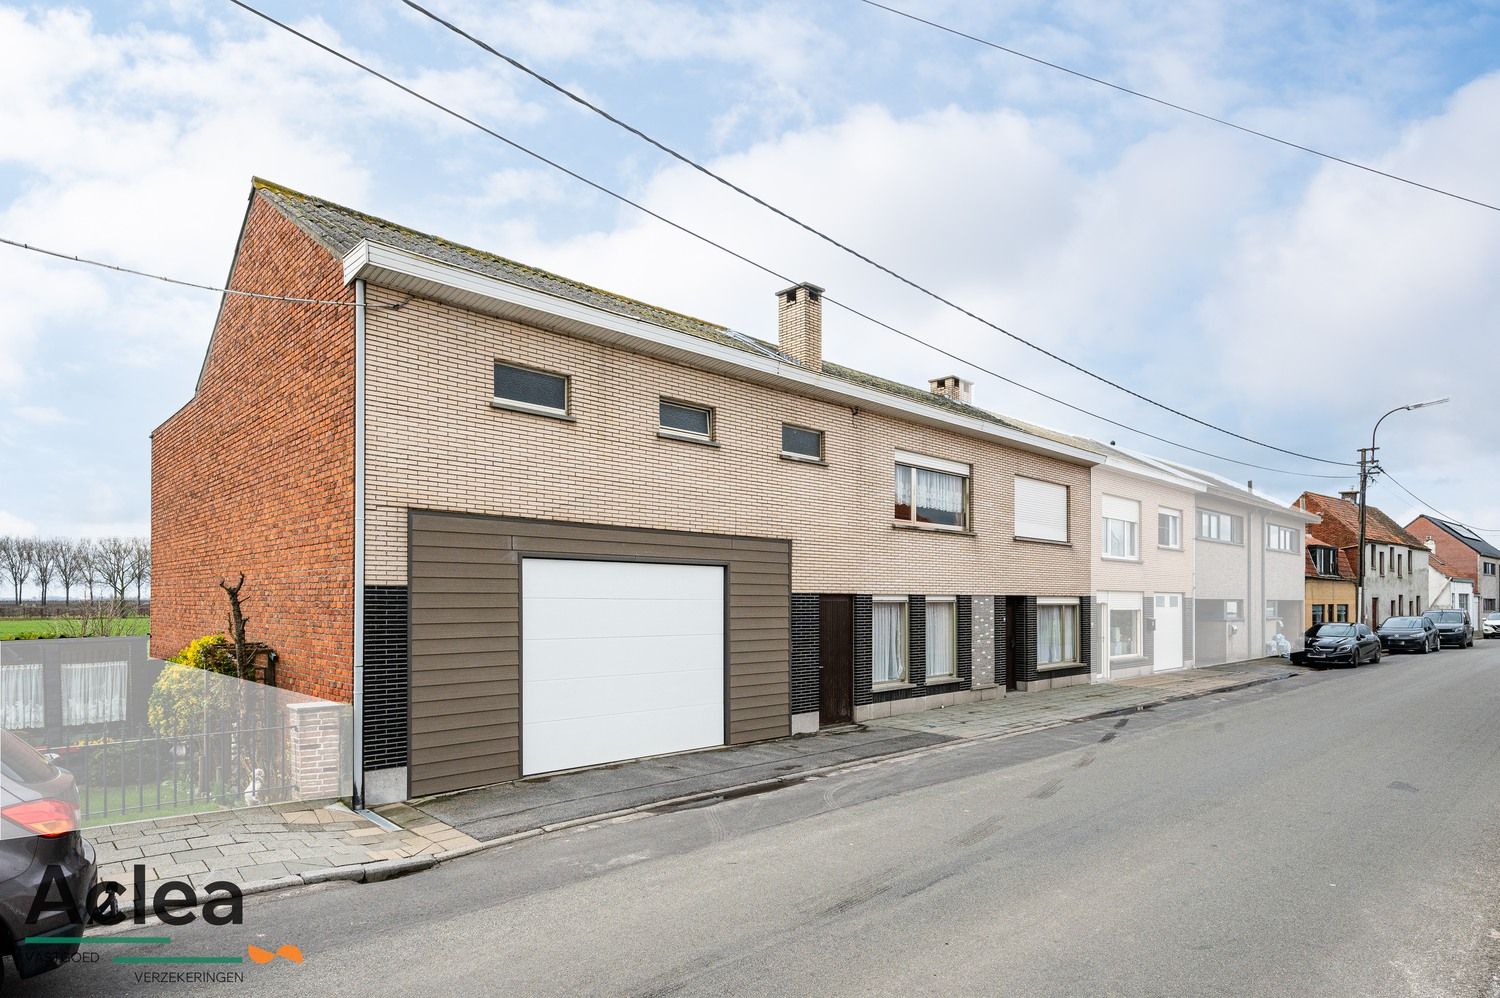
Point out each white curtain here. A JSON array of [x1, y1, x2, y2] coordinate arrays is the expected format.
[[873, 601, 907, 683], [1038, 604, 1077, 665], [62, 661, 128, 726], [926, 601, 956, 679], [1, 665, 44, 730], [915, 468, 964, 523]]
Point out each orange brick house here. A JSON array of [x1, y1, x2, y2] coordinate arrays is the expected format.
[[152, 180, 1103, 805]]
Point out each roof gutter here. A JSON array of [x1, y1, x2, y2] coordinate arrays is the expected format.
[[340, 240, 1102, 468]]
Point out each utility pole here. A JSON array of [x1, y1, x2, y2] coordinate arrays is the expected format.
[[1356, 446, 1375, 625]]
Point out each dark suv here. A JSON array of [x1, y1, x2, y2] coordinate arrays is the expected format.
[[1423, 609, 1474, 648], [1, 730, 96, 987]]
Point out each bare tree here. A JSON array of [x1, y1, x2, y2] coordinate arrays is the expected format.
[[0, 536, 33, 605], [0, 539, 10, 606], [92, 537, 135, 605], [53, 538, 86, 605], [129, 538, 151, 611], [31, 538, 57, 607], [79, 539, 98, 602]]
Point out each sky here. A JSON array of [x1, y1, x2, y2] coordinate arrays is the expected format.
[[2, 0, 1499, 548]]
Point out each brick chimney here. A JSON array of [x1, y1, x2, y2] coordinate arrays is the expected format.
[[928, 375, 973, 404], [777, 283, 824, 369]]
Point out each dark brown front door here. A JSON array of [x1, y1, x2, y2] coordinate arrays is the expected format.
[[1004, 596, 1025, 691], [819, 595, 853, 725]]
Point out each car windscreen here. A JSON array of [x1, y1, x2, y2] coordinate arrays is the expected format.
[[0, 730, 57, 784], [1311, 624, 1356, 638], [1488, 613, 1500, 622], [1382, 617, 1422, 628], [1427, 611, 1463, 623]]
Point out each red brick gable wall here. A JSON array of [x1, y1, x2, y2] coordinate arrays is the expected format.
[[150, 192, 355, 703], [1408, 515, 1479, 583]]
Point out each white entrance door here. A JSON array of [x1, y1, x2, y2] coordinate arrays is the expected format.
[[521, 559, 725, 776], [1154, 594, 1184, 672]]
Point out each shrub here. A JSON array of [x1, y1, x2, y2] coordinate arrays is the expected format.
[[170, 635, 236, 675], [151, 635, 239, 737]]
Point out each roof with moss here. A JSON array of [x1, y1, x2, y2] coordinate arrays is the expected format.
[[252, 178, 1101, 457]]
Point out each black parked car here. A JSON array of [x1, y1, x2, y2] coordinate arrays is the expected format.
[[1376, 615, 1441, 654], [1302, 622, 1382, 667], [1, 730, 96, 987], [1422, 609, 1474, 648]]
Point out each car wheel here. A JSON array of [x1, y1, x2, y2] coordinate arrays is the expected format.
[[1372, 645, 1381, 664], [1421, 638, 1431, 654]]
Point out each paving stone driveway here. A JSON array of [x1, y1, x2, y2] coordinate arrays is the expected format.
[[90, 800, 480, 896]]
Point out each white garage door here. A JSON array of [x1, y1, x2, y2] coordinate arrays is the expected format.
[[521, 559, 725, 776]]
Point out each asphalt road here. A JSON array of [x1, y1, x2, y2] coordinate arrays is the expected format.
[[19, 642, 1500, 997]]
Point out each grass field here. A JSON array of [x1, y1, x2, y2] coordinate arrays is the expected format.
[[0, 616, 150, 640]]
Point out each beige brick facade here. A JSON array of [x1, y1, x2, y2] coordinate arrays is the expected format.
[[362, 287, 1093, 595], [1090, 464, 1197, 597]]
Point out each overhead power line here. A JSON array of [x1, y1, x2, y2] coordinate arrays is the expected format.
[[1377, 469, 1500, 537], [0, 236, 399, 309], [223, 0, 1347, 480], [399, 0, 1355, 470], [857, 0, 1500, 215]]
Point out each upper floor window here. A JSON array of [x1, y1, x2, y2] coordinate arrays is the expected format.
[[493, 361, 568, 416], [1101, 496, 1140, 560], [894, 451, 969, 530], [1198, 509, 1243, 544], [1311, 546, 1339, 576], [659, 399, 714, 442], [1486, 563, 1498, 577], [781, 424, 824, 461], [1266, 523, 1298, 552], [1015, 477, 1069, 543], [1158, 508, 1182, 549]]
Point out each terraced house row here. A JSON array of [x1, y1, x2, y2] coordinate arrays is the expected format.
[[152, 180, 1317, 806]]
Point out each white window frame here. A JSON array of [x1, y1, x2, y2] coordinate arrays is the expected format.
[[894, 450, 971, 531], [1158, 508, 1182, 550], [1198, 509, 1242, 544], [658, 398, 715, 443], [872, 597, 909, 687], [1105, 593, 1143, 661], [924, 597, 958, 682], [1036, 597, 1081, 669], [1311, 546, 1338, 576], [1015, 477, 1070, 543], [492, 360, 570, 418], [1266, 523, 1298, 553], [1101, 495, 1140, 561], [780, 423, 825, 462]]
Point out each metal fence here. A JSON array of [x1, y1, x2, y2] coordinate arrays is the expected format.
[[2, 636, 350, 826]]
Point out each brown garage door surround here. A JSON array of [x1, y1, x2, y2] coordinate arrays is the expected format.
[[407, 510, 792, 798]]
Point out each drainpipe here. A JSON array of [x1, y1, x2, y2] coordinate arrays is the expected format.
[[351, 279, 367, 808]]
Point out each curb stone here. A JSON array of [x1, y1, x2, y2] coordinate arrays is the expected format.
[[81, 666, 1299, 935]]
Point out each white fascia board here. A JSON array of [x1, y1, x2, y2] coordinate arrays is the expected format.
[[342, 240, 1101, 467], [1099, 454, 1207, 492]]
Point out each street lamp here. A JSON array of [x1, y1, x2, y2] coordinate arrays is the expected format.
[[1357, 397, 1449, 624]]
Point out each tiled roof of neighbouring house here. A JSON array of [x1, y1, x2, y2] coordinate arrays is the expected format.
[[1304, 532, 1358, 581], [251, 179, 1100, 458], [1295, 492, 1426, 550]]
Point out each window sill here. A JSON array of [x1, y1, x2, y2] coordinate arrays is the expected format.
[[780, 452, 827, 466], [1101, 555, 1142, 563], [893, 522, 974, 537], [1037, 660, 1084, 673], [1015, 535, 1071, 547], [1109, 654, 1147, 664], [1158, 545, 1184, 552], [490, 399, 575, 422], [871, 681, 915, 692], [657, 429, 719, 448], [923, 676, 961, 687]]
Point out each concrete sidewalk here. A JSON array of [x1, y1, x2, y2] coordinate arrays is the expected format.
[[87, 658, 1300, 906]]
